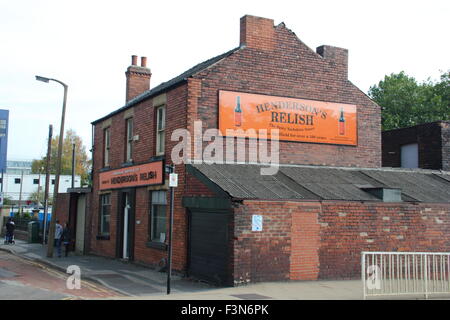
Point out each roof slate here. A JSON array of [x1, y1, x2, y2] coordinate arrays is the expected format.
[[92, 47, 241, 125]]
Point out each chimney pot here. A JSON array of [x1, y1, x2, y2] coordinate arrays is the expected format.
[[126, 55, 151, 103], [131, 55, 138, 66], [141, 56, 147, 67]]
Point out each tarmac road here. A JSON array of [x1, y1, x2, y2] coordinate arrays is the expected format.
[[0, 251, 123, 300]]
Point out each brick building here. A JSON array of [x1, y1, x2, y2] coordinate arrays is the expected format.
[[382, 121, 450, 170], [76, 15, 450, 286]]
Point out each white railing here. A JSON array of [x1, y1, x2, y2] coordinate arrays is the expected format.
[[362, 252, 450, 299]]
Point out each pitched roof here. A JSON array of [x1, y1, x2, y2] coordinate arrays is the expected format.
[[92, 47, 241, 125], [188, 163, 450, 202]]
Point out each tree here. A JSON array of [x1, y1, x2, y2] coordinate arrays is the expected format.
[[32, 129, 91, 186], [3, 195, 13, 206], [368, 70, 450, 131], [28, 189, 44, 204]]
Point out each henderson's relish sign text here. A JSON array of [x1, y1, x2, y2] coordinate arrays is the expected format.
[[219, 90, 357, 146], [99, 161, 164, 190]]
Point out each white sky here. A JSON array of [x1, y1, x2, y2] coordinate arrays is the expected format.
[[1, 0, 449, 161]]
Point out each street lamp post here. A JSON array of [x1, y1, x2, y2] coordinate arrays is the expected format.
[[165, 164, 176, 295], [36, 75, 68, 258], [43, 124, 53, 245]]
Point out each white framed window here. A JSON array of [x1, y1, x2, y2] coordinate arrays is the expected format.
[[104, 127, 110, 167], [100, 194, 111, 235], [149, 191, 167, 243], [126, 118, 133, 162], [156, 106, 165, 155]]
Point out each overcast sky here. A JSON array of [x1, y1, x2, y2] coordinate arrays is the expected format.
[[1, 0, 449, 161]]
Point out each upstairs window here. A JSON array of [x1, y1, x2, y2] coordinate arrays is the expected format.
[[126, 118, 133, 162], [156, 106, 165, 156], [104, 127, 110, 167]]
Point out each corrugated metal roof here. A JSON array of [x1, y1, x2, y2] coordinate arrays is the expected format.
[[361, 170, 450, 203], [193, 163, 311, 200], [190, 163, 450, 202]]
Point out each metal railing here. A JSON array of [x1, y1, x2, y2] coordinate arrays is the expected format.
[[362, 252, 450, 299]]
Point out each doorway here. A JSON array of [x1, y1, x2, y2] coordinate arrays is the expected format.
[[116, 190, 135, 260], [188, 209, 230, 286], [75, 194, 86, 254]]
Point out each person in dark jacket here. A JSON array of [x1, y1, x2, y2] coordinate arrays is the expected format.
[[62, 222, 71, 257], [5, 218, 15, 244]]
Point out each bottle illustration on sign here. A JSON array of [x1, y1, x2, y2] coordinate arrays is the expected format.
[[234, 96, 242, 127], [338, 107, 345, 135]]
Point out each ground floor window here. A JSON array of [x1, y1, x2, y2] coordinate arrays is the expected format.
[[100, 193, 111, 235], [149, 191, 167, 243]]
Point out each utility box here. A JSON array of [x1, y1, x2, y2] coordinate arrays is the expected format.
[[28, 221, 40, 243]]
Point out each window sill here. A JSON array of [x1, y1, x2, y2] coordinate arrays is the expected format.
[[146, 241, 167, 251], [96, 235, 110, 240], [149, 155, 165, 162], [121, 161, 134, 167], [100, 167, 110, 172]]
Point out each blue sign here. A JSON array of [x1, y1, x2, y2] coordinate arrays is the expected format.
[[0, 109, 9, 172]]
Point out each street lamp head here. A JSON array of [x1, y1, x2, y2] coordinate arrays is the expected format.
[[35, 75, 50, 83]]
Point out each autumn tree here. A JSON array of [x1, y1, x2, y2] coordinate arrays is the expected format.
[[31, 129, 91, 186]]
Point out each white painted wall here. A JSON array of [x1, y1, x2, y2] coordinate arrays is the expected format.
[[1, 173, 81, 201]]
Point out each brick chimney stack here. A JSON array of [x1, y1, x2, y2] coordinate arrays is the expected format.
[[125, 55, 151, 103], [316, 45, 348, 80], [240, 15, 275, 51]]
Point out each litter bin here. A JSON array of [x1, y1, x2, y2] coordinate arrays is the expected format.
[[28, 221, 40, 243]]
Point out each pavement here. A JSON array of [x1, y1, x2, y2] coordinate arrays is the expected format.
[[1, 240, 446, 300], [0, 240, 213, 298]]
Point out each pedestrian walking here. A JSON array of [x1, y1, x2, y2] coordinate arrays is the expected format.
[[62, 222, 71, 257], [4, 218, 15, 244], [54, 220, 63, 258]]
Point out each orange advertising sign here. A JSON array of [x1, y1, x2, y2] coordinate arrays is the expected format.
[[99, 161, 164, 191], [219, 90, 357, 146]]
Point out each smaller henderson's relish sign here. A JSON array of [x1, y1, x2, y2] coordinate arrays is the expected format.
[[219, 90, 357, 146], [99, 161, 164, 190]]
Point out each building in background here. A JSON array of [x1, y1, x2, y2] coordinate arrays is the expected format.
[[3, 160, 81, 203], [382, 121, 450, 170], [6, 160, 32, 174]]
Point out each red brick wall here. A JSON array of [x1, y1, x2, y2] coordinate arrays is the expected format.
[[318, 202, 450, 279], [133, 187, 167, 267], [232, 200, 450, 284], [90, 83, 190, 271], [89, 15, 383, 276], [191, 16, 381, 168], [54, 193, 71, 224], [233, 200, 293, 285], [184, 174, 217, 197], [291, 203, 321, 280]]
